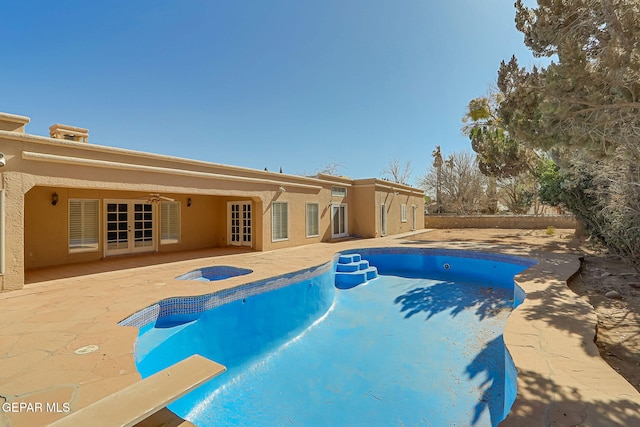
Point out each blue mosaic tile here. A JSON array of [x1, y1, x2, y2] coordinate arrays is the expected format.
[[119, 258, 335, 329], [119, 248, 534, 329], [175, 265, 253, 281], [344, 247, 536, 267]]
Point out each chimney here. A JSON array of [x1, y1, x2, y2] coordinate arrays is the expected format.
[[0, 112, 30, 133], [49, 123, 89, 143]]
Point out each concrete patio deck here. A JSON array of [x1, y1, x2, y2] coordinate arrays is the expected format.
[[1, 231, 639, 426]]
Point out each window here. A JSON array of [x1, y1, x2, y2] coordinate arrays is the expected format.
[[69, 199, 99, 253], [331, 186, 347, 197], [401, 204, 407, 222], [272, 202, 288, 241], [160, 201, 180, 244], [306, 203, 319, 237]]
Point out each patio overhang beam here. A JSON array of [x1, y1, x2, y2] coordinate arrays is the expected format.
[[21, 151, 323, 191]]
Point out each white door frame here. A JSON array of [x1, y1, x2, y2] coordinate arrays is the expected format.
[[331, 203, 348, 239], [104, 199, 156, 256], [380, 203, 387, 236], [227, 201, 253, 247]]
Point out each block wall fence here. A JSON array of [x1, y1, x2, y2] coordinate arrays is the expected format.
[[425, 215, 577, 230]]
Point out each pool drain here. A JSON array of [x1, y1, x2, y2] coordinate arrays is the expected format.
[[74, 345, 99, 355], [443, 263, 451, 270]]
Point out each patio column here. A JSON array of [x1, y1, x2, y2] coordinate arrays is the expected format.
[[1, 171, 28, 291]]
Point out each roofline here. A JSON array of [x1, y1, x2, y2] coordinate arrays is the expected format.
[[0, 130, 331, 187], [353, 177, 424, 194], [0, 112, 30, 124], [1, 130, 425, 193]]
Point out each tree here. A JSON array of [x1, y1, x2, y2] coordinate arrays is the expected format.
[[463, 92, 535, 179], [536, 157, 565, 207], [419, 150, 488, 214], [432, 146, 443, 213], [381, 159, 412, 185], [498, 175, 535, 214], [463, 91, 542, 214], [500, 1, 640, 157], [497, 0, 640, 262], [316, 161, 346, 176]]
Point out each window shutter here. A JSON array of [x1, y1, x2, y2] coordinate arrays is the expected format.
[[69, 199, 99, 252], [84, 200, 99, 246], [306, 203, 319, 237], [272, 202, 288, 240], [69, 200, 82, 247], [160, 201, 180, 244]]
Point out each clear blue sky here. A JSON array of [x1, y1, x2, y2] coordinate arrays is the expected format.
[[1, 0, 542, 185]]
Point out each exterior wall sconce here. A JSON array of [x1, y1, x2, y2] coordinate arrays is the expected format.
[[187, 198, 192, 207], [52, 193, 59, 206]]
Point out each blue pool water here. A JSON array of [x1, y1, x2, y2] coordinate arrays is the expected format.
[[129, 248, 535, 426]]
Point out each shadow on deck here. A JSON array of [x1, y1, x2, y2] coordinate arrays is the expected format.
[[25, 247, 254, 285]]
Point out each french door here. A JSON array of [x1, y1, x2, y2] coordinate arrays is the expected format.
[[105, 200, 155, 256], [331, 204, 348, 238], [228, 202, 252, 247]]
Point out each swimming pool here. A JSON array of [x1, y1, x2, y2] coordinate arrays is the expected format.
[[123, 248, 535, 426], [176, 265, 253, 282]]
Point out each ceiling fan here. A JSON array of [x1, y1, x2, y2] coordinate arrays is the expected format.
[[136, 193, 175, 203]]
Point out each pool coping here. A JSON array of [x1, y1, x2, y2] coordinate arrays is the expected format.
[[1, 232, 639, 426], [121, 247, 536, 330]]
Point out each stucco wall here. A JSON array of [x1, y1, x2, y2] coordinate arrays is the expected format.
[[157, 194, 218, 252], [1, 120, 425, 291], [351, 185, 375, 238], [262, 187, 329, 251], [24, 187, 222, 269], [425, 215, 577, 229], [375, 191, 420, 236], [350, 183, 425, 239]]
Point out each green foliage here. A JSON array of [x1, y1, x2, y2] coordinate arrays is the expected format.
[[536, 157, 565, 207], [495, 0, 640, 264], [462, 92, 544, 214], [545, 226, 556, 236], [463, 94, 534, 179], [501, 1, 640, 156]]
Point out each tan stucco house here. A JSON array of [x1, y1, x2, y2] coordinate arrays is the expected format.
[[0, 112, 424, 292]]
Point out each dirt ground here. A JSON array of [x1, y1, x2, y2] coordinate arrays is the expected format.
[[406, 228, 640, 393]]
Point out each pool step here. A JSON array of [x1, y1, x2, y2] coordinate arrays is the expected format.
[[335, 260, 370, 272], [338, 254, 361, 264], [335, 253, 378, 289]]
